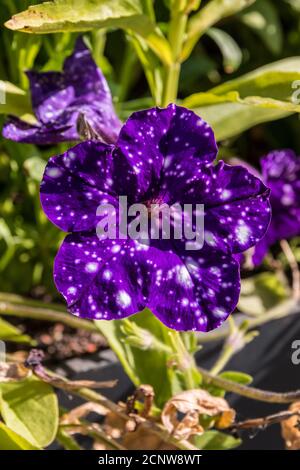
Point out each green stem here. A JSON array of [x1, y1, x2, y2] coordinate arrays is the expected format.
[[56, 428, 82, 450], [0, 292, 65, 311], [118, 42, 140, 103], [0, 295, 100, 333], [161, 12, 188, 106], [141, 0, 155, 21], [210, 318, 241, 374], [161, 63, 181, 107], [198, 366, 300, 404], [210, 344, 235, 375], [168, 330, 196, 390]]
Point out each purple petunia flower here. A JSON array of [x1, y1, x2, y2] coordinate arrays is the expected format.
[[40, 104, 271, 331], [235, 150, 300, 266], [2, 37, 121, 145]]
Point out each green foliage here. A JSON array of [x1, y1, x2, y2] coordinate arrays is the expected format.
[[220, 370, 253, 385], [0, 376, 59, 448], [0, 0, 300, 451], [0, 422, 39, 450], [183, 57, 300, 139], [5, 0, 172, 65], [96, 309, 201, 407], [206, 370, 253, 398], [194, 430, 241, 450]]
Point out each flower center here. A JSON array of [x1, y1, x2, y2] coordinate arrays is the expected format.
[[144, 195, 167, 217]]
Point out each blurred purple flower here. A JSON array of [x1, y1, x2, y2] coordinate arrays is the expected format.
[[234, 150, 300, 266], [2, 37, 121, 145], [40, 104, 270, 331]]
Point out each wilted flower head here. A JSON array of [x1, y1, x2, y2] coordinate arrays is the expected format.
[[234, 150, 300, 266], [2, 37, 121, 145], [40, 104, 270, 331]]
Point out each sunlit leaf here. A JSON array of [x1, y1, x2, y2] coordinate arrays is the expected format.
[[0, 422, 39, 450], [5, 0, 172, 65], [0, 376, 59, 448], [212, 58, 300, 99], [183, 57, 300, 139]]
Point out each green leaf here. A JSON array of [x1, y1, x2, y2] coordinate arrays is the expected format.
[[0, 80, 31, 117], [183, 57, 300, 140], [95, 309, 188, 407], [0, 376, 59, 448], [219, 370, 253, 385], [182, 0, 255, 60], [205, 370, 253, 398], [0, 317, 33, 345], [211, 58, 300, 99], [194, 430, 241, 450], [240, 0, 283, 55], [0, 422, 39, 450], [238, 272, 288, 316], [5, 0, 172, 66], [206, 27, 242, 73], [189, 102, 290, 141]]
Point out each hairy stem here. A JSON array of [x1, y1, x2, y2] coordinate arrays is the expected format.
[[168, 330, 197, 390], [198, 366, 300, 403], [210, 344, 235, 375]]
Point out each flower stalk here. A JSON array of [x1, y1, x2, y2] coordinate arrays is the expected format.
[[168, 330, 200, 390], [210, 318, 258, 375], [161, 9, 188, 106]]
